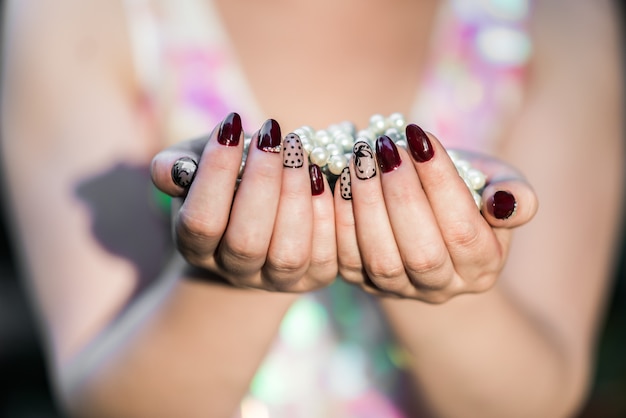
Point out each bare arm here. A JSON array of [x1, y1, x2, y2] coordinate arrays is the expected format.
[[0, 1, 310, 416], [379, 1, 624, 416]]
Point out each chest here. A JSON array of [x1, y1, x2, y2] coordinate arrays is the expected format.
[[212, 0, 440, 130]]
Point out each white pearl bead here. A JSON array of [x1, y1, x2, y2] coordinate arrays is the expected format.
[[357, 130, 375, 147], [467, 168, 487, 190], [384, 128, 401, 143], [387, 112, 406, 130], [369, 114, 386, 135], [339, 135, 355, 153], [310, 146, 330, 166], [293, 128, 307, 138], [447, 150, 460, 163], [315, 129, 332, 147], [455, 159, 471, 174], [325, 143, 342, 156], [328, 154, 348, 175], [301, 125, 316, 139], [472, 191, 482, 208], [339, 121, 356, 137], [303, 142, 315, 154], [395, 139, 408, 149], [327, 124, 343, 136]]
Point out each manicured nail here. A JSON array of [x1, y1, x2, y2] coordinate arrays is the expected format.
[[375, 135, 402, 173], [309, 164, 324, 196], [489, 190, 517, 219], [218, 112, 242, 146], [258, 119, 282, 153], [339, 167, 352, 200], [406, 124, 434, 162], [353, 141, 377, 180], [171, 157, 197, 188], [283, 133, 304, 168]]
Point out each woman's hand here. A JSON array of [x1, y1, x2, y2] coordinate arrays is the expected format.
[[335, 125, 538, 303], [151, 113, 338, 292]]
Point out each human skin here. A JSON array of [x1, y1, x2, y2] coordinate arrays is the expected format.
[[1, 0, 623, 417]]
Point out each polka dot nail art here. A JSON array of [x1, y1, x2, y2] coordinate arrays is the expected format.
[[283, 133, 304, 168], [340, 167, 352, 200]]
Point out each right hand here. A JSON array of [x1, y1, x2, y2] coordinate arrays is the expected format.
[[151, 113, 338, 292]]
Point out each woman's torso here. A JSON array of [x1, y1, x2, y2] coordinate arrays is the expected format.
[[125, 0, 532, 415]]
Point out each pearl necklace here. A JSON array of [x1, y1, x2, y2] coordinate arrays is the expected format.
[[241, 113, 486, 207]]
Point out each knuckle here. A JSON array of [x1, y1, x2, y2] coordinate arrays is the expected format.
[[445, 220, 483, 249], [338, 256, 363, 279], [469, 273, 498, 293], [266, 256, 306, 277], [220, 239, 267, 268], [365, 253, 405, 281], [176, 209, 223, 241], [404, 247, 449, 277]]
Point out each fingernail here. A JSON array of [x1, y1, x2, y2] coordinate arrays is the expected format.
[[309, 164, 324, 196], [489, 191, 517, 219], [352, 141, 377, 180], [171, 157, 197, 188], [283, 133, 304, 168], [218, 112, 242, 146], [258, 119, 282, 153], [375, 135, 402, 173], [339, 167, 352, 200], [406, 124, 434, 162]]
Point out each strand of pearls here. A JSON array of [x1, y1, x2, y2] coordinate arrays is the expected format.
[[240, 113, 487, 207]]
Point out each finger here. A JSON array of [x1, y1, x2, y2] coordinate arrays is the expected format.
[[174, 113, 245, 262], [307, 166, 338, 287], [218, 119, 283, 280], [263, 133, 313, 289], [350, 140, 411, 295], [482, 182, 538, 230], [375, 135, 456, 292], [150, 136, 209, 196], [405, 125, 501, 282], [334, 166, 364, 285]]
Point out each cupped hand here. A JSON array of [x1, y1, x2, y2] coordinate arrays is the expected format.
[[151, 113, 338, 292], [334, 124, 538, 303]]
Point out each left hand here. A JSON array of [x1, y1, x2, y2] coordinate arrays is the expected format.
[[334, 125, 538, 303]]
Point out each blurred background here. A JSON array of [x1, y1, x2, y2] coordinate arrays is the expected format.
[[0, 1, 625, 418]]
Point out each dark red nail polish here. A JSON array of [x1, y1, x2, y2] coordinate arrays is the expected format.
[[309, 164, 324, 196], [218, 112, 242, 146], [489, 191, 517, 219], [406, 124, 434, 162], [258, 119, 282, 153], [375, 135, 402, 173]]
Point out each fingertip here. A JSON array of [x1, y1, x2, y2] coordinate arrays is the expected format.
[[151, 150, 198, 197], [482, 182, 538, 228]]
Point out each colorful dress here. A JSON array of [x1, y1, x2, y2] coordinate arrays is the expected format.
[[124, 0, 533, 416]]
